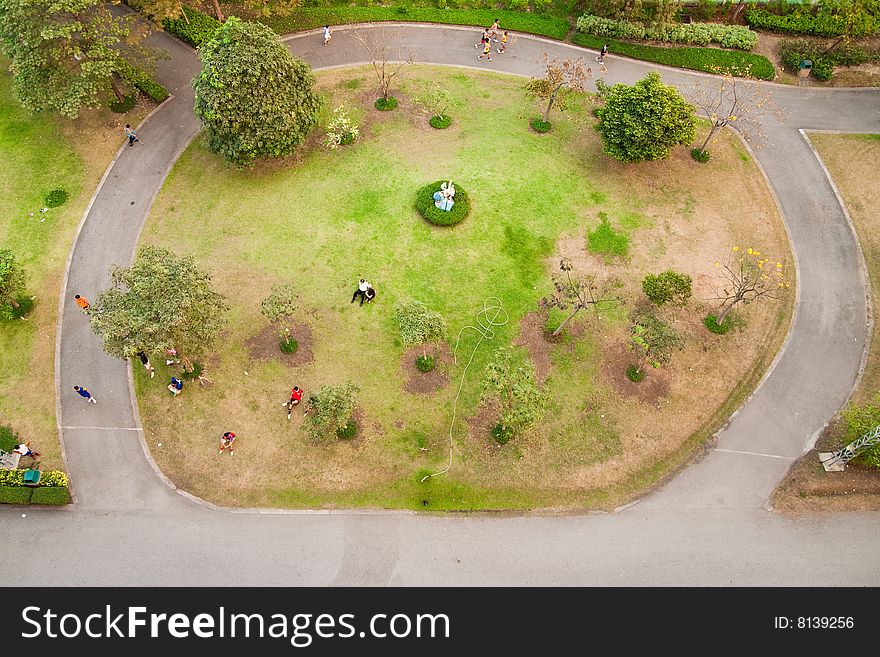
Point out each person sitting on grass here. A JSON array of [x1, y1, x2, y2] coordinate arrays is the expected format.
[[283, 386, 304, 420], [167, 376, 183, 397], [13, 442, 41, 460], [219, 431, 236, 456], [364, 285, 376, 304]]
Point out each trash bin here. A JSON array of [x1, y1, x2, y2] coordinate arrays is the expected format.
[[798, 59, 813, 78], [24, 469, 41, 486]]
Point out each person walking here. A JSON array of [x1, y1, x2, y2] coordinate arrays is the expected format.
[[323, 25, 332, 46], [219, 431, 236, 456], [167, 376, 183, 397], [73, 386, 97, 404], [74, 294, 90, 312], [282, 386, 304, 420], [478, 40, 493, 62], [124, 124, 140, 147], [138, 352, 155, 378], [497, 31, 509, 54], [351, 278, 370, 306], [597, 43, 608, 64]]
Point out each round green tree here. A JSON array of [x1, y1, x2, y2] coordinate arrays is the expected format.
[[193, 17, 321, 166], [595, 72, 696, 163]]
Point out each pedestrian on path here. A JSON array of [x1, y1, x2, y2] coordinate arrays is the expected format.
[[351, 278, 370, 306], [323, 25, 332, 46], [219, 431, 236, 455], [282, 386, 304, 420], [13, 442, 41, 459], [138, 352, 155, 378], [74, 294, 90, 312], [167, 376, 183, 397], [124, 124, 140, 147], [478, 41, 493, 62], [73, 386, 97, 403], [474, 28, 489, 50], [597, 43, 608, 64], [489, 19, 500, 41], [497, 31, 509, 54]]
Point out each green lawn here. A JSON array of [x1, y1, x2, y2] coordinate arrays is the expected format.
[[136, 65, 791, 510]]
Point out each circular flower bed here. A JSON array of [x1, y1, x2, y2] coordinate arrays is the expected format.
[[415, 180, 470, 227], [375, 96, 398, 111], [429, 114, 452, 129]]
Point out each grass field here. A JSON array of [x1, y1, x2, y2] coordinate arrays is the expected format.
[[0, 68, 149, 473], [136, 65, 791, 510]]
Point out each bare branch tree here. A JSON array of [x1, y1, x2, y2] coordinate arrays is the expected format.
[[350, 28, 416, 102], [711, 247, 789, 325], [540, 258, 619, 337], [526, 52, 592, 124], [689, 71, 782, 157]]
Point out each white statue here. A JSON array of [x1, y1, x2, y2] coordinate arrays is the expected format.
[[433, 180, 456, 211]]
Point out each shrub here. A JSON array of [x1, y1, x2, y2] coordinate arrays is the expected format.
[[0, 486, 33, 504], [109, 93, 136, 113], [778, 39, 877, 82], [530, 117, 551, 133], [429, 114, 452, 129], [336, 420, 358, 440], [642, 271, 693, 306], [571, 33, 775, 80], [576, 14, 758, 51], [375, 96, 398, 111], [179, 362, 204, 380], [307, 381, 359, 441], [0, 468, 67, 487], [325, 105, 360, 149], [588, 212, 629, 260], [163, 5, 222, 47], [416, 354, 436, 372], [280, 337, 299, 354], [691, 147, 711, 162], [491, 422, 515, 445], [626, 364, 646, 382], [415, 181, 471, 227], [839, 396, 880, 469], [704, 313, 733, 334], [45, 189, 69, 207], [114, 58, 170, 103], [746, 8, 878, 39], [38, 471, 69, 487], [30, 486, 71, 505], [7, 295, 34, 320]]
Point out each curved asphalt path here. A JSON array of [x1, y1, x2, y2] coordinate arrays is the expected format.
[[2, 23, 880, 586]]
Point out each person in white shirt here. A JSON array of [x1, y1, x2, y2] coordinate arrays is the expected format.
[[351, 278, 371, 305], [323, 25, 332, 46]]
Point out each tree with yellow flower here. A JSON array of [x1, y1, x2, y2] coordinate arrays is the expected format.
[[710, 246, 788, 330]]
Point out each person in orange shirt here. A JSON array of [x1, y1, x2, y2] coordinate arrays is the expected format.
[[74, 294, 90, 312]]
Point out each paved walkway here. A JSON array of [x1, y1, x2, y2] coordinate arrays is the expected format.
[[2, 23, 880, 585]]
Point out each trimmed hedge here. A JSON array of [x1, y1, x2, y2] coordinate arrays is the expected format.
[[0, 468, 71, 505], [115, 58, 170, 103], [261, 7, 568, 40], [572, 33, 775, 80], [31, 486, 72, 505], [164, 5, 222, 47], [415, 181, 470, 226], [0, 487, 34, 504], [746, 8, 878, 38], [577, 14, 757, 51]]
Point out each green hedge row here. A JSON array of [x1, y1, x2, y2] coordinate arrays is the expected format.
[[572, 33, 775, 80], [163, 5, 222, 47], [115, 58, 170, 103], [261, 7, 569, 40], [576, 13, 757, 51], [0, 469, 68, 487], [746, 8, 878, 38], [0, 486, 71, 505]]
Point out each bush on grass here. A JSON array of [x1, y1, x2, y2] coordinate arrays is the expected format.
[[703, 313, 733, 334], [45, 189, 69, 207], [7, 295, 34, 320], [109, 93, 136, 113], [115, 59, 170, 103], [336, 420, 358, 440], [179, 362, 204, 380], [375, 96, 398, 111], [415, 181, 471, 227], [571, 33, 775, 80], [280, 337, 299, 354], [163, 6, 222, 47], [642, 271, 692, 306], [416, 354, 435, 373], [429, 114, 452, 129], [839, 396, 880, 469], [491, 422, 515, 445], [691, 147, 711, 162], [626, 364, 646, 382], [530, 117, 551, 133], [778, 39, 877, 82]]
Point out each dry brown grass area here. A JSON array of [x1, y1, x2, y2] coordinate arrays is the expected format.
[[773, 133, 880, 514]]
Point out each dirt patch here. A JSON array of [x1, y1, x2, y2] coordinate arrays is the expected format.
[[402, 344, 452, 394], [601, 340, 670, 406], [772, 420, 880, 513], [245, 322, 314, 368], [465, 401, 502, 453], [513, 311, 553, 385]]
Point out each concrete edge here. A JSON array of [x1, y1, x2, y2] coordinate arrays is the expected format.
[[800, 129, 875, 418], [53, 94, 175, 505]]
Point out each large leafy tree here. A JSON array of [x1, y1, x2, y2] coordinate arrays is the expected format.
[[88, 246, 228, 371], [306, 382, 360, 441], [0, 0, 152, 117], [0, 248, 27, 316], [193, 17, 321, 165], [595, 72, 696, 163]]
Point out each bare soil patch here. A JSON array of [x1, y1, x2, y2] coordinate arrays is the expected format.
[[513, 312, 553, 385], [246, 322, 314, 368], [402, 344, 452, 394], [601, 340, 670, 405]]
